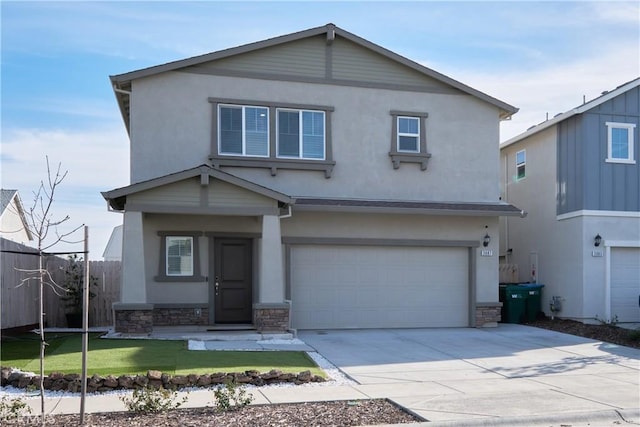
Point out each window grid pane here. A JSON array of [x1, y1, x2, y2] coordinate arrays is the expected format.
[[245, 107, 269, 156], [219, 107, 243, 154], [278, 110, 300, 157], [302, 111, 325, 159]]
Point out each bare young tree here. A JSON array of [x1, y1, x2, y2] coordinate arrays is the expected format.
[[17, 157, 83, 426]]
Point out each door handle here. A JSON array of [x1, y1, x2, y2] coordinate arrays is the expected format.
[[215, 276, 220, 296]]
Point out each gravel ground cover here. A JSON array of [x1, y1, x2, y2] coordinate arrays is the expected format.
[[4, 399, 422, 426]]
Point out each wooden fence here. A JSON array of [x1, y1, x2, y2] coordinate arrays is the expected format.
[[1, 238, 120, 330]]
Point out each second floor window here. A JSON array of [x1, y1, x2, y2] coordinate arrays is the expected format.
[[606, 122, 636, 164], [516, 149, 526, 180], [277, 109, 325, 160], [397, 116, 420, 152], [219, 105, 269, 157]]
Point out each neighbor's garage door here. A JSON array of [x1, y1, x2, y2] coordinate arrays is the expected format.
[[290, 245, 469, 329], [611, 248, 640, 323]]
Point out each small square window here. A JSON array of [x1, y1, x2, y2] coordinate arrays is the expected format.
[[516, 149, 526, 180], [606, 122, 636, 164]]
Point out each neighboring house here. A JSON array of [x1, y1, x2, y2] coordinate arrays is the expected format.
[[102, 23, 522, 334], [102, 225, 123, 261], [500, 78, 640, 325], [0, 189, 33, 245]]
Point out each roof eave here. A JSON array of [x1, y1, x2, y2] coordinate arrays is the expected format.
[[101, 165, 294, 212], [501, 77, 640, 149]]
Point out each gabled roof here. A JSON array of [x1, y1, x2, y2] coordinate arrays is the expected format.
[[501, 77, 640, 149], [0, 189, 34, 241], [111, 23, 518, 132], [101, 165, 294, 211]]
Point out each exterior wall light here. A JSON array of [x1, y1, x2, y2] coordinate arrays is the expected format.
[[594, 234, 602, 247], [483, 233, 491, 247]]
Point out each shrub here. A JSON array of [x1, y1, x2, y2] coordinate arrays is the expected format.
[[213, 380, 254, 412], [120, 386, 188, 414], [0, 396, 32, 421]]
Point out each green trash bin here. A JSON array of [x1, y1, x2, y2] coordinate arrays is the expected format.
[[519, 284, 544, 322], [499, 284, 528, 323]]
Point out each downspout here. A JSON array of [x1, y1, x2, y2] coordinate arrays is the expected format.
[[279, 204, 292, 219], [113, 87, 132, 95]]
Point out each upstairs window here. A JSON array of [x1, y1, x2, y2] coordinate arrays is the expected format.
[[277, 109, 325, 160], [516, 149, 526, 180], [397, 116, 420, 152], [210, 98, 335, 177], [219, 105, 269, 157], [388, 110, 431, 170], [606, 122, 636, 164]]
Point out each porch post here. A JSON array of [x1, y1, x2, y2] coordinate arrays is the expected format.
[[254, 214, 289, 332], [259, 215, 284, 302], [113, 210, 153, 334], [120, 210, 147, 303]]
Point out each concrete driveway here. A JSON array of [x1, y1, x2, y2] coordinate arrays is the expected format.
[[298, 324, 640, 426]]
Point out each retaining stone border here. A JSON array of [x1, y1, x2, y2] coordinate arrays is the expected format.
[[0, 367, 325, 393]]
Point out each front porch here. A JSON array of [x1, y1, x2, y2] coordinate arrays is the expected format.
[[104, 324, 296, 343], [113, 302, 291, 335]]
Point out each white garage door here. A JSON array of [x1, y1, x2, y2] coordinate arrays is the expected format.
[[290, 245, 469, 329], [611, 248, 640, 323]]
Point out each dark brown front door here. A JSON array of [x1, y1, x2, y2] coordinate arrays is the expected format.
[[212, 238, 253, 324]]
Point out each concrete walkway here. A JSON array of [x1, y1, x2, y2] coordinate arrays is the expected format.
[[8, 324, 640, 426]]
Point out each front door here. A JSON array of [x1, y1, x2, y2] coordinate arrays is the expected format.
[[212, 238, 253, 324]]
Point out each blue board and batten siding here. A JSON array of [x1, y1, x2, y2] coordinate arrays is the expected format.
[[557, 86, 640, 215]]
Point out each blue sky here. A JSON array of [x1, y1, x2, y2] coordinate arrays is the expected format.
[[1, 1, 639, 258]]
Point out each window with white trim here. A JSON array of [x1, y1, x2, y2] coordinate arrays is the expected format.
[[606, 122, 636, 164], [388, 111, 431, 170], [397, 116, 420, 152], [219, 105, 269, 157], [277, 109, 325, 160], [516, 149, 526, 180], [155, 232, 204, 282], [166, 236, 193, 276]]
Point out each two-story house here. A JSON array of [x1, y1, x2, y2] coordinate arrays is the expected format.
[[500, 78, 640, 325], [102, 24, 522, 334]]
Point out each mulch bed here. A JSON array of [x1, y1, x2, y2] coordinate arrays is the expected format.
[[526, 318, 640, 349], [4, 399, 422, 426]]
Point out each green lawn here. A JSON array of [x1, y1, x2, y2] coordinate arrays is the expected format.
[[0, 333, 324, 377]]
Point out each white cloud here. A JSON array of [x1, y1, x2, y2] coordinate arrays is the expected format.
[[424, 40, 639, 141], [1, 126, 129, 258]]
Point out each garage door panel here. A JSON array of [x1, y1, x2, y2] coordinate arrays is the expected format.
[[291, 245, 469, 329], [611, 248, 640, 323]]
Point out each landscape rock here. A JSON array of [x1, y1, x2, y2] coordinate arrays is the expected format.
[[0, 365, 325, 394]]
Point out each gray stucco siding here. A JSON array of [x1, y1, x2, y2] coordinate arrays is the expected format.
[[130, 72, 502, 204], [140, 211, 500, 306]]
